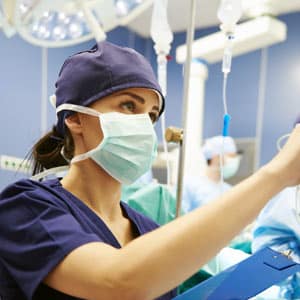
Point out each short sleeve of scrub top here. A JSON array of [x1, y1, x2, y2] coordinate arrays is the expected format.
[[0, 178, 177, 300], [0, 178, 102, 299]]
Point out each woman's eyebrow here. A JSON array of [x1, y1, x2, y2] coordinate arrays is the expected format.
[[117, 92, 159, 112]]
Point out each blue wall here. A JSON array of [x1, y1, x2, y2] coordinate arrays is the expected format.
[[1, 12, 300, 189]]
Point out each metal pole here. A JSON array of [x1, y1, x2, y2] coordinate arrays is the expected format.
[[254, 47, 268, 171], [175, 0, 197, 217]]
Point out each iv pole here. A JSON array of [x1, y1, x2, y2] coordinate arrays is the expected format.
[[175, 0, 197, 217]]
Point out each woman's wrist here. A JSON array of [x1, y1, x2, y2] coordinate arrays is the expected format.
[[259, 162, 289, 191]]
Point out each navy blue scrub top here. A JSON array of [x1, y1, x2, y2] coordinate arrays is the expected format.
[[0, 178, 177, 300]]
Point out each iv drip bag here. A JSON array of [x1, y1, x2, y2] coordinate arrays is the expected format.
[[217, 0, 243, 33], [150, 0, 173, 55]]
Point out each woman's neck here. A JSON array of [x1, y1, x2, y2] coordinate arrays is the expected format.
[[61, 160, 123, 222]]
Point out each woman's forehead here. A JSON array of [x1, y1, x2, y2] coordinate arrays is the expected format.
[[92, 87, 160, 109]]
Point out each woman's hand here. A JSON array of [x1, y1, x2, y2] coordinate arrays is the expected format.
[[265, 125, 300, 188]]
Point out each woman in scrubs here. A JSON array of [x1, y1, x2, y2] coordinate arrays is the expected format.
[[1, 41, 300, 300]]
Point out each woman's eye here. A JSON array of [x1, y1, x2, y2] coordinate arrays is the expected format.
[[149, 112, 158, 123], [120, 101, 135, 112]]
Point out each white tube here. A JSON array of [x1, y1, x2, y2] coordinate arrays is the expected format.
[[184, 60, 208, 179]]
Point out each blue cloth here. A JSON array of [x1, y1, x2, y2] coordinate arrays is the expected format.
[[0, 178, 177, 300], [252, 187, 300, 299], [182, 175, 232, 213]]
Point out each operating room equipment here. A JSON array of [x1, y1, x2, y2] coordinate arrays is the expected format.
[[276, 133, 291, 152], [217, 0, 242, 193], [174, 0, 197, 217], [0, 155, 31, 174], [0, 0, 16, 37], [6, 0, 154, 48], [165, 126, 184, 217], [218, 0, 242, 75], [76, 0, 106, 42], [254, 48, 269, 170], [150, 0, 173, 188], [175, 8, 287, 198], [175, 17, 287, 182]]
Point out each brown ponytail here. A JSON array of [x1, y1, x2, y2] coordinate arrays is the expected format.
[[30, 126, 74, 175]]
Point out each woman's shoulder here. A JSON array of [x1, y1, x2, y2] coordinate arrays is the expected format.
[[0, 178, 62, 204]]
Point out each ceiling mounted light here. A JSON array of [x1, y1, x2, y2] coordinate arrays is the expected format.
[[4, 0, 153, 48]]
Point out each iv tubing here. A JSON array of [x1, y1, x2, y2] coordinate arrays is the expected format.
[[219, 137, 225, 195], [276, 134, 290, 152], [222, 74, 229, 116], [220, 74, 230, 195], [175, 0, 197, 218], [220, 51, 231, 195]]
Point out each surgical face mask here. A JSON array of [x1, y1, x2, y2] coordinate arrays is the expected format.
[[56, 104, 158, 185], [222, 156, 240, 179]]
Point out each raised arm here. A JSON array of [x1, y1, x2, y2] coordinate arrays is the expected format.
[[45, 125, 300, 300]]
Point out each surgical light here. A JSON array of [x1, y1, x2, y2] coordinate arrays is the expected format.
[[68, 22, 83, 39], [4, 0, 153, 48]]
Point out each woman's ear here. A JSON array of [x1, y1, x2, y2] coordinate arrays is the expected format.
[[64, 113, 82, 135]]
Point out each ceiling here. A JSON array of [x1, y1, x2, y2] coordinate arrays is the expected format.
[[127, 0, 300, 37]]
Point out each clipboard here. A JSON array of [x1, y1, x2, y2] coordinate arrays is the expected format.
[[173, 247, 300, 300]]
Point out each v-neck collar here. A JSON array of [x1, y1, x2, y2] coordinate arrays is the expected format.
[[52, 179, 142, 249]]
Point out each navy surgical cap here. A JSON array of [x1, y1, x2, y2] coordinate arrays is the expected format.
[[55, 41, 164, 136]]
